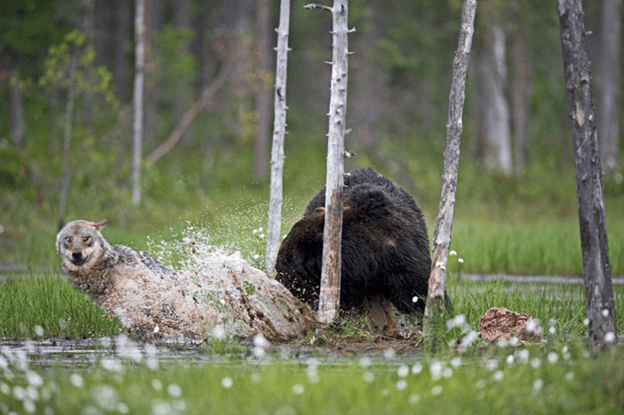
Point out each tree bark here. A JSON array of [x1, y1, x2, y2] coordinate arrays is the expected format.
[[265, 0, 291, 273], [254, 0, 272, 178], [306, 0, 350, 326], [57, 52, 79, 230], [597, 0, 622, 176], [132, 0, 145, 206], [557, 0, 618, 349], [424, 0, 476, 333]]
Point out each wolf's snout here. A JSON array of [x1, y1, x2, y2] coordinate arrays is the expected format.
[[71, 250, 86, 264]]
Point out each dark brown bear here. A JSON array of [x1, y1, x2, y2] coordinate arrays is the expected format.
[[275, 167, 435, 315]]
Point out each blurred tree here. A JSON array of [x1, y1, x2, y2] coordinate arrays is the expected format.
[[38, 29, 118, 225], [254, 0, 271, 178], [510, 0, 532, 177], [597, 0, 622, 177], [133, 0, 145, 206], [478, 6, 512, 175], [0, 0, 70, 148]]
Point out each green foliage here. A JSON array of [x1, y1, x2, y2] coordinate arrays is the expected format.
[[39, 29, 118, 109]]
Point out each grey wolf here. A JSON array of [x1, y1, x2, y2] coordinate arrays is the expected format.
[[57, 220, 314, 340]]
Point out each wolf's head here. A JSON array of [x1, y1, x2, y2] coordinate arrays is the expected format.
[[56, 220, 109, 271]]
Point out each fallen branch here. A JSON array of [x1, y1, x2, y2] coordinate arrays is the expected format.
[[146, 61, 232, 165]]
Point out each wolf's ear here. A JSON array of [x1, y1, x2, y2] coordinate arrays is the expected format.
[[92, 220, 108, 231]]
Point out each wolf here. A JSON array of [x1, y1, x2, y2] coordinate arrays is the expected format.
[[56, 219, 184, 332], [56, 220, 315, 340]]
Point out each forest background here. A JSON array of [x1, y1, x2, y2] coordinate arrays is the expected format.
[[1, 0, 623, 275]]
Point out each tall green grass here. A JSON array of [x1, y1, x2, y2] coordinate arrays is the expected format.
[[0, 274, 123, 338]]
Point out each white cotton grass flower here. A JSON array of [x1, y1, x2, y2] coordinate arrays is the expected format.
[[359, 356, 372, 367], [167, 384, 182, 398], [446, 314, 466, 330], [212, 325, 226, 340], [533, 379, 544, 392], [70, 373, 84, 388], [412, 296, 419, 303], [602, 309, 609, 317], [604, 332, 616, 344], [152, 401, 173, 415], [221, 377, 233, 389], [547, 352, 559, 364], [151, 379, 162, 391], [25, 371, 43, 388], [458, 258, 464, 264], [449, 250, 457, 256], [484, 359, 498, 371], [409, 393, 421, 404], [457, 330, 479, 353], [411, 362, 423, 375], [117, 402, 130, 414], [91, 385, 119, 411], [250, 372, 262, 383], [429, 360, 444, 381], [516, 349, 530, 363], [252, 333, 270, 358], [397, 365, 410, 378], [33, 325, 44, 337], [384, 348, 395, 360], [431, 385, 443, 396], [530, 358, 542, 369], [492, 370, 504, 382], [506, 355, 515, 367], [565, 372, 574, 381], [363, 372, 375, 383], [292, 384, 304, 395], [396, 380, 407, 391]]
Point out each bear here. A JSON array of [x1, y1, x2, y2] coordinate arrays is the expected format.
[[276, 167, 439, 315]]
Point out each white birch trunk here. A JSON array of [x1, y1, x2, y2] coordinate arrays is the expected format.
[[266, 0, 292, 273], [132, 0, 145, 206], [424, 0, 476, 333]]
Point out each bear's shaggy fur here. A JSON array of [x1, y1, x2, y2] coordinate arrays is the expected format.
[[276, 167, 433, 314]]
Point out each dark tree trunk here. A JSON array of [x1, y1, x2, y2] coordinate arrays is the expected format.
[[424, 0, 477, 334], [558, 0, 618, 349], [597, 0, 622, 175]]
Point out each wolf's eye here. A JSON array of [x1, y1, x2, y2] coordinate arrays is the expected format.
[[83, 236, 92, 245], [64, 236, 72, 244]]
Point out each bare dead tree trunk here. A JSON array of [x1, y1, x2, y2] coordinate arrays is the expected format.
[[558, 0, 618, 350], [597, 0, 622, 176], [265, 0, 292, 273], [424, 0, 477, 334], [132, 0, 145, 206], [57, 52, 79, 230], [254, 0, 272, 178], [306, 0, 350, 326]]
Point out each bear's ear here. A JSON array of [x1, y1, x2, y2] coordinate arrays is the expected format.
[[92, 220, 108, 231], [312, 207, 325, 215]]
